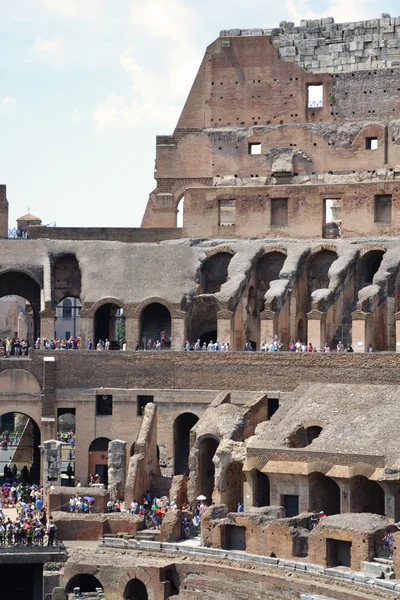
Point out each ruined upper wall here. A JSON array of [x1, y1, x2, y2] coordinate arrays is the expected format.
[[221, 14, 400, 74]]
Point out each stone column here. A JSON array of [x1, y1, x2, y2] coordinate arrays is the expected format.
[[306, 309, 326, 350], [395, 312, 400, 353], [217, 309, 233, 347], [381, 481, 400, 522], [125, 312, 139, 351], [260, 309, 278, 346], [78, 307, 93, 348], [243, 471, 254, 511], [332, 478, 351, 513], [108, 440, 127, 500], [351, 310, 372, 353], [43, 440, 62, 489], [40, 307, 55, 340], [171, 311, 188, 351]]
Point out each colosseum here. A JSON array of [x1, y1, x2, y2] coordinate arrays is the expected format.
[[2, 12, 400, 600]]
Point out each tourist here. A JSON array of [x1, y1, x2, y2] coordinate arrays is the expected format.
[[237, 502, 244, 513]]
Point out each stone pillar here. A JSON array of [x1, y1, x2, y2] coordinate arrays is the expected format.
[[43, 440, 62, 490], [217, 309, 233, 347], [332, 478, 351, 513], [40, 307, 55, 340], [381, 481, 400, 522], [125, 315, 139, 350], [108, 439, 127, 500], [395, 312, 400, 353], [78, 308, 92, 348], [351, 310, 372, 353], [0, 184, 8, 239], [243, 471, 254, 511], [171, 311, 187, 351], [387, 297, 395, 351], [260, 309, 278, 346], [307, 310, 326, 350]]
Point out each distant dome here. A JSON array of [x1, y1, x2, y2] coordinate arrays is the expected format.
[[17, 213, 42, 223]]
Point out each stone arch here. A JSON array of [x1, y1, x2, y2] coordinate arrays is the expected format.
[[93, 298, 125, 346], [353, 124, 385, 151], [197, 435, 220, 502], [250, 469, 270, 507], [118, 571, 155, 600], [140, 302, 171, 348], [220, 460, 245, 512], [296, 314, 306, 342], [189, 296, 220, 344], [307, 249, 338, 297], [0, 369, 41, 393], [0, 270, 41, 340], [173, 412, 199, 476], [308, 472, 340, 515], [349, 476, 385, 515], [255, 250, 287, 314], [0, 410, 41, 483], [52, 253, 82, 305], [358, 248, 386, 290], [65, 573, 103, 594], [88, 437, 111, 486], [201, 251, 233, 294], [288, 424, 323, 448], [123, 578, 148, 600]]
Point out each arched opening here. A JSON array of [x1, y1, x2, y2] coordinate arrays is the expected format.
[[198, 437, 219, 502], [247, 285, 256, 315], [255, 252, 286, 314], [359, 250, 385, 290], [140, 303, 171, 349], [308, 472, 340, 515], [165, 567, 180, 596], [53, 254, 81, 304], [174, 412, 199, 476], [0, 296, 35, 349], [0, 412, 41, 484], [94, 303, 125, 348], [288, 425, 323, 448], [201, 252, 232, 294], [55, 296, 81, 342], [88, 437, 110, 487], [65, 574, 103, 594], [220, 461, 245, 512], [0, 272, 41, 342], [296, 318, 306, 343], [350, 476, 385, 515], [57, 409, 76, 485], [251, 469, 270, 507], [308, 250, 337, 308], [189, 296, 219, 346], [123, 578, 148, 600], [177, 196, 184, 228]]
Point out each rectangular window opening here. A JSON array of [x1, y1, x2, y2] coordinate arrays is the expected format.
[[375, 194, 392, 222], [96, 394, 113, 416], [219, 199, 236, 226], [307, 84, 323, 108], [248, 142, 262, 155], [137, 395, 154, 416], [366, 137, 378, 150], [271, 198, 288, 227], [323, 198, 342, 238]]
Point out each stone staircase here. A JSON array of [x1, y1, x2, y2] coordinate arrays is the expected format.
[[134, 529, 161, 542]]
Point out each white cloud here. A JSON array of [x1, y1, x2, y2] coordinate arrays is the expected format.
[[285, 0, 382, 24], [42, 0, 107, 20], [93, 0, 202, 132], [1, 97, 17, 107], [71, 109, 81, 123], [29, 36, 66, 66]]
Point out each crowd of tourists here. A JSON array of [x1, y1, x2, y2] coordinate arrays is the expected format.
[[1, 429, 20, 450], [1, 337, 30, 356]]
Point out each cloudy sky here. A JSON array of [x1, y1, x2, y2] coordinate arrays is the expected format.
[[0, 0, 397, 228]]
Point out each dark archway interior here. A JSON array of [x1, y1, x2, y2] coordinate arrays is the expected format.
[[65, 574, 103, 594], [350, 476, 385, 515], [358, 250, 385, 290], [296, 318, 306, 343], [308, 250, 337, 303], [0, 271, 41, 340], [222, 461, 245, 512], [308, 472, 340, 515], [94, 303, 124, 346], [252, 469, 270, 507], [124, 578, 148, 600], [89, 437, 110, 452], [53, 254, 82, 305], [140, 303, 171, 347], [256, 252, 286, 314], [198, 437, 219, 502], [174, 412, 199, 476], [288, 425, 322, 448], [202, 252, 232, 294]]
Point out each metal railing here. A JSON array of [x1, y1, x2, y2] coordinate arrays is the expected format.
[[307, 100, 323, 108]]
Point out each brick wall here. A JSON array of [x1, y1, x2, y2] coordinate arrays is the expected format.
[[27, 226, 185, 242]]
